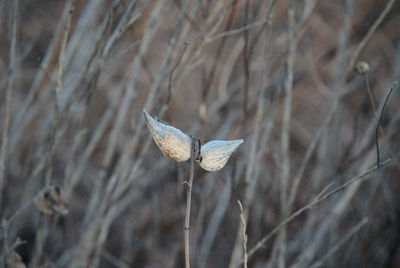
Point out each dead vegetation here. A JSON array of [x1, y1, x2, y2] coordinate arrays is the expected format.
[[0, 0, 400, 267]]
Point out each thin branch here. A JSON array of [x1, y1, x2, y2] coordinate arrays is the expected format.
[[31, 2, 74, 267], [197, 176, 231, 268], [45, 0, 75, 187], [346, 0, 396, 75], [363, 73, 377, 114], [278, 1, 297, 267], [0, 0, 19, 212], [166, 41, 189, 106], [235, 158, 391, 266], [228, 2, 277, 266], [242, 0, 250, 117], [184, 137, 198, 268], [376, 82, 397, 168], [237, 200, 248, 268], [9, 0, 73, 151], [206, 18, 270, 43], [103, 1, 142, 58], [313, 181, 336, 201], [1, 201, 31, 264], [102, 248, 130, 268], [31, 213, 46, 268], [56, 0, 74, 117], [287, 0, 353, 227], [309, 218, 368, 268]]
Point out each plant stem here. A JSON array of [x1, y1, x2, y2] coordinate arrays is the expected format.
[[0, 0, 18, 213], [184, 138, 196, 268]]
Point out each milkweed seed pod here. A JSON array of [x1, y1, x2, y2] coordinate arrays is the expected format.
[[199, 139, 243, 171], [143, 109, 192, 162], [34, 186, 68, 215]]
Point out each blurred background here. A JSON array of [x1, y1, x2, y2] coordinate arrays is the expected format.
[[0, 0, 400, 267]]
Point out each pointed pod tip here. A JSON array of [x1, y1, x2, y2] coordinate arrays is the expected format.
[[228, 139, 244, 148], [227, 139, 244, 145], [143, 109, 149, 119], [143, 109, 155, 125], [228, 139, 244, 151], [232, 139, 244, 150]]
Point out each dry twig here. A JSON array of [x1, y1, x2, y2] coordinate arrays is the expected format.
[[375, 81, 397, 168], [0, 0, 18, 211], [237, 200, 248, 268], [236, 158, 391, 266], [184, 137, 198, 268]]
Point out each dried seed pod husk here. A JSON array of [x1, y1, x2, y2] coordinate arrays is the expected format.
[[199, 139, 243, 171], [34, 186, 68, 215], [143, 109, 192, 162], [7, 251, 26, 268], [355, 61, 370, 74]]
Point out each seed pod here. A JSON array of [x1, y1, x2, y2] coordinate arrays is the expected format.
[[355, 61, 370, 74], [34, 186, 68, 215], [7, 251, 26, 268], [143, 109, 192, 162], [199, 139, 243, 171]]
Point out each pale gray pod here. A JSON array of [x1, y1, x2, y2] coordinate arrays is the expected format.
[[199, 139, 243, 171], [143, 109, 192, 162]]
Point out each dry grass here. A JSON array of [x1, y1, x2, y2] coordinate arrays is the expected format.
[[0, 0, 400, 267]]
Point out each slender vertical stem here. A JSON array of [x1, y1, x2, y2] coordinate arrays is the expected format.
[[345, 0, 396, 75], [237, 200, 248, 268], [363, 74, 377, 114], [184, 138, 196, 268], [31, 2, 75, 267], [0, 0, 18, 212], [31, 213, 45, 268], [278, 1, 296, 267], [45, 0, 74, 187]]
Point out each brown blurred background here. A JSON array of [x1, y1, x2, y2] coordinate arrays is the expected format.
[[0, 0, 400, 267]]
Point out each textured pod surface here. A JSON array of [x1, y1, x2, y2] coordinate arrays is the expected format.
[[143, 109, 192, 162], [199, 139, 243, 171]]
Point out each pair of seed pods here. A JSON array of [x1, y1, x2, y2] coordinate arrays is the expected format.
[[143, 110, 243, 171]]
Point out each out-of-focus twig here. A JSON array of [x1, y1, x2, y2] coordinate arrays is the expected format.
[[229, 2, 277, 266], [102, 1, 142, 58], [184, 137, 197, 268], [31, 214, 45, 268], [309, 218, 368, 268], [0, 0, 19, 212], [236, 158, 391, 266], [346, 0, 396, 75], [9, 0, 73, 150], [376, 81, 397, 168], [206, 18, 270, 43], [278, 1, 297, 267], [31, 2, 75, 267], [1, 201, 31, 264], [362, 72, 377, 114], [237, 200, 248, 268], [166, 41, 189, 106], [45, 0, 75, 187], [197, 175, 231, 268]]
